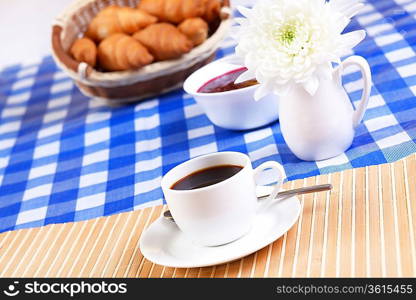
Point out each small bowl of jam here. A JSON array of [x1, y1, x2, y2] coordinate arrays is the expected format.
[[183, 57, 279, 130]]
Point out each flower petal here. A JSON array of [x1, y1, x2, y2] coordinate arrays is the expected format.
[[343, 3, 365, 18], [229, 26, 242, 40], [330, 0, 362, 15], [222, 54, 245, 66], [273, 82, 292, 96], [315, 63, 333, 80], [237, 5, 253, 18], [234, 17, 247, 25], [339, 30, 366, 52], [254, 83, 272, 101], [303, 75, 320, 95], [334, 16, 351, 33], [235, 69, 256, 84]]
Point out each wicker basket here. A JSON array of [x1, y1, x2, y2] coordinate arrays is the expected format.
[[51, 0, 232, 105]]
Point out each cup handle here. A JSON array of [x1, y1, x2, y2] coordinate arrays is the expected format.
[[334, 55, 372, 128], [253, 161, 286, 204]]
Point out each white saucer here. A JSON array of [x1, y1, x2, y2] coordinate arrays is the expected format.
[[139, 195, 301, 268]]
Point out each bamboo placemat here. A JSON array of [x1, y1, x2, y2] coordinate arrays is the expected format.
[[1, 154, 416, 278]]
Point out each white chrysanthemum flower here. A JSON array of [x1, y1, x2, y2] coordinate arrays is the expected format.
[[234, 0, 366, 99]]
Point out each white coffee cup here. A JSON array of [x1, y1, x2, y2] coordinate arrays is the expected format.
[[161, 151, 286, 246]]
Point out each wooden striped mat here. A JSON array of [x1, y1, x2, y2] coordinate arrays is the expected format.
[[1, 154, 416, 278]]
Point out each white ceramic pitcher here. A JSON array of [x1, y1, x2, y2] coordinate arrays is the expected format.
[[278, 56, 372, 161]]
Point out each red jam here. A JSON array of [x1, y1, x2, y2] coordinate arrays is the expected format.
[[197, 67, 258, 93]]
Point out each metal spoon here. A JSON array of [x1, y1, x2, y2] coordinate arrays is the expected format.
[[163, 183, 332, 222]]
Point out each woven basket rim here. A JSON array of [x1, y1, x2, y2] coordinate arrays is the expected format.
[[52, 0, 233, 88]]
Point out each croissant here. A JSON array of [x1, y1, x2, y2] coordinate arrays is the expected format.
[[98, 33, 154, 71], [133, 23, 193, 61], [203, 0, 221, 22], [138, 0, 206, 24], [70, 37, 97, 67], [178, 18, 208, 46], [86, 5, 157, 41]]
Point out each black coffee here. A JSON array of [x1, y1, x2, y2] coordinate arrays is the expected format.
[[171, 165, 243, 190]]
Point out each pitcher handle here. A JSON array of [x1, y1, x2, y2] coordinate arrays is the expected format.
[[335, 56, 372, 128]]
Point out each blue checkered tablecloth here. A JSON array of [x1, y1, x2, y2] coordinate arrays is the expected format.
[[1, 0, 416, 233]]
